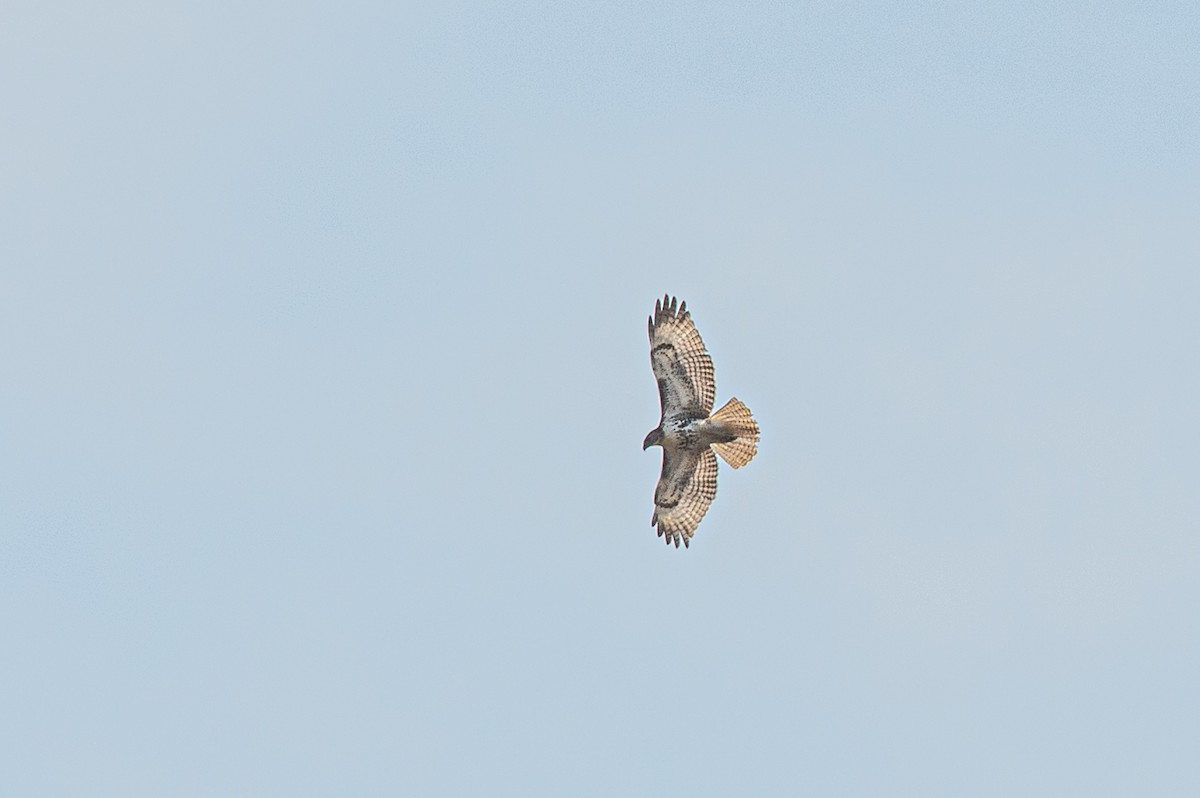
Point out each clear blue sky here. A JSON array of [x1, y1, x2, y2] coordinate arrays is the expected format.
[[3, 2, 1198, 795]]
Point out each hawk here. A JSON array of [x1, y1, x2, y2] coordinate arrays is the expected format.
[[643, 295, 760, 548]]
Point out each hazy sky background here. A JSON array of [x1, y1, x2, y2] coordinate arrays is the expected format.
[[3, 2, 1198, 795]]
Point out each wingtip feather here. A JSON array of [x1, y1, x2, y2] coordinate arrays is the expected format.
[[650, 294, 693, 329]]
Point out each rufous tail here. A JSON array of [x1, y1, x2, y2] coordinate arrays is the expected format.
[[709, 397, 759, 468]]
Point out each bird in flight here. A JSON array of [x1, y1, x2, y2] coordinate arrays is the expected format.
[[643, 295, 760, 548]]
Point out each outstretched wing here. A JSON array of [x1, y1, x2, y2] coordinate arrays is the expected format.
[[649, 295, 716, 416], [652, 447, 719, 549]]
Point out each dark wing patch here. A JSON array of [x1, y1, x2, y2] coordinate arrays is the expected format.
[[652, 447, 719, 549], [648, 295, 716, 416]]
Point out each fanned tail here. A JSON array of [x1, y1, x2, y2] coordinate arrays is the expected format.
[[709, 397, 759, 468]]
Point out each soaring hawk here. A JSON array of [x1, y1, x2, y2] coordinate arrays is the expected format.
[[643, 295, 760, 548]]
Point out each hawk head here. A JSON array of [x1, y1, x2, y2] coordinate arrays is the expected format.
[[642, 427, 664, 450]]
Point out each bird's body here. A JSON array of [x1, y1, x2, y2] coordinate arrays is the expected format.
[[658, 414, 735, 452], [643, 295, 760, 548]]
